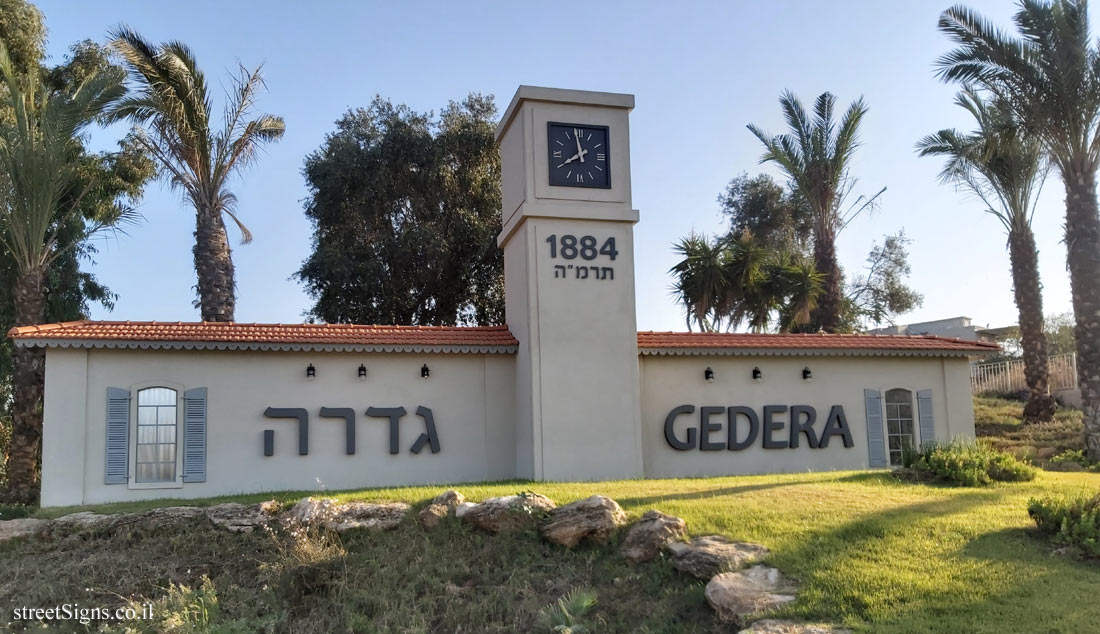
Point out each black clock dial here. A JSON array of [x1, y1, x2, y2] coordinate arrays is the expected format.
[[547, 122, 610, 188]]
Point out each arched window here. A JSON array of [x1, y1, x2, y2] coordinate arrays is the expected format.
[[884, 388, 915, 467], [136, 387, 178, 483]]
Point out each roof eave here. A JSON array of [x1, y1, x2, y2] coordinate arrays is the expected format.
[[637, 346, 995, 358], [13, 338, 518, 355]]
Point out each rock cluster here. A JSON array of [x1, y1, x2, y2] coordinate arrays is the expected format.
[[0, 487, 847, 630]]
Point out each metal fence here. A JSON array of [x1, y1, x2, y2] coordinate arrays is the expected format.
[[970, 353, 1078, 394]]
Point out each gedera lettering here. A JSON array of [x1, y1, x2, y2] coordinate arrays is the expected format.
[[664, 404, 854, 451]]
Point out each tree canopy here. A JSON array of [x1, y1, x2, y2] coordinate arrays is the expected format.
[[297, 94, 503, 326]]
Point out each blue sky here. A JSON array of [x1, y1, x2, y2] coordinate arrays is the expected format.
[[35, 0, 1068, 332]]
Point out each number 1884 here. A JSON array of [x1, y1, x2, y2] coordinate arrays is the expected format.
[[545, 234, 618, 261]]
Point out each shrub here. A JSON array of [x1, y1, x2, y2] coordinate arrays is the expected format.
[[900, 439, 1037, 486], [1028, 492, 1100, 557], [536, 587, 598, 634]]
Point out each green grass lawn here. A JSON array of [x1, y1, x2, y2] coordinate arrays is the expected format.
[[974, 394, 1085, 464], [3, 470, 1100, 633]]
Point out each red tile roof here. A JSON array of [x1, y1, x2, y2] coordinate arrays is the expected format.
[[7, 320, 518, 352], [8, 321, 999, 356], [637, 331, 999, 355]]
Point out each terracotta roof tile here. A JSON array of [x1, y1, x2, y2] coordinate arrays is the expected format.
[[8, 320, 518, 351], [637, 331, 999, 354]]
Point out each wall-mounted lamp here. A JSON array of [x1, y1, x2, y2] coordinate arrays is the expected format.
[[752, 366, 762, 382], [802, 366, 813, 381], [358, 364, 368, 381], [306, 363, 316, 381], [421, 363, 431, 379], [704, 367, 715, 383]]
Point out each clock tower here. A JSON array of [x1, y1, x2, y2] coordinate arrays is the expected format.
[[496, 86, 642, 480]]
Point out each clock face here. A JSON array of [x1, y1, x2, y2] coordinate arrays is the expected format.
[[547, 122, 610, 188]]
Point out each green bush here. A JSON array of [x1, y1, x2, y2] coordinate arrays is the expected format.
[[1028, 492, 1100, 557], [901, 439, 1037, 486]]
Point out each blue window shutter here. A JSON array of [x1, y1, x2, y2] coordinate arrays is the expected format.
[[105, 387, 130, 484], [917, 389, 935, 448], [864, 389, 887, 468], [183, 387, 208, 483]]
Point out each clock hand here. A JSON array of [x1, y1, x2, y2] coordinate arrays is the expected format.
[[575, 130, 585, 162], [557, 152, 580, 168]]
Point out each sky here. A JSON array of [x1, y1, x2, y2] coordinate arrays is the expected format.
[[33, 0, 1072, 332]]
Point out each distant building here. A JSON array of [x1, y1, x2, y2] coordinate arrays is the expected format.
[[869, 316, 1008, 345]]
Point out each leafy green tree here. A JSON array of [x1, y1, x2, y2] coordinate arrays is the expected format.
[[918, 88, 1055, 422], [748, 91, 884, 332], [107, 27, 285, 322], [937, 0, 1100, 453], [296, 94, 503, 326], [0, 37, 138, 500], [717, 173, 812, 252], [844, 232, 924, 332]]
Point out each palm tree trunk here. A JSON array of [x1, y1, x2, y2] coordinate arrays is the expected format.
[[4, 267, 46, 503], [812, 232, 842, 333], [1007, 226, 1056, 423], [1063, 170, 1100, 460], [193, 206, 236, 322]]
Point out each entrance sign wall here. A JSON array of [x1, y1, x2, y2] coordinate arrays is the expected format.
[[15, 87, 997, 506]]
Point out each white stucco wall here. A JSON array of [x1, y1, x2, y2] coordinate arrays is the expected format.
[[40, 348, 516, 507], [638, 354, 976, 478]]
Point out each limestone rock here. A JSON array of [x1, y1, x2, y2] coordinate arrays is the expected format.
[[287, 497, 408, 532], [461, 492, 556, 533], [417, 504, 449, 529], [737, 620, 852, 634], [454, 502, 478, 518], [417, 490, 466, 529], [49, 512, 115, 534], [541, 495, 627, 548], [108, 506, 204, 532], [669, 535, 768, 580], [326, 502, 409, 532], [289, 497, 338, 525], [619, 510, 687, 563], [706, 566, 798, 625], [205, 503, 269, 533], [0, 518, 48, 542], [432, 489, 465, 508]]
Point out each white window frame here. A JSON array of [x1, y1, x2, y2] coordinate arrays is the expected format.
[[127, 380, 185, 490], [883, 386, 917, 468]]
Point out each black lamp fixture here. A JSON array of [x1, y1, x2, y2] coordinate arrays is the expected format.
[[752, 366, 762, 382], [420, 363, 430, 379], [306, 363, 316, 381], [704, 367, 715, 383], [802, 366, 813, 381], [358, 364, 368, 381]]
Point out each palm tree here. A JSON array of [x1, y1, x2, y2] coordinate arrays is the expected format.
[[0, 42, 127, 500], [748, 91, 883, 333], [107, 27, 285, 322], [937, 0, 1100, 455], [670, 234, 727, 332], [918, 88, 1056, 423], [669, 231, 822, 333]]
